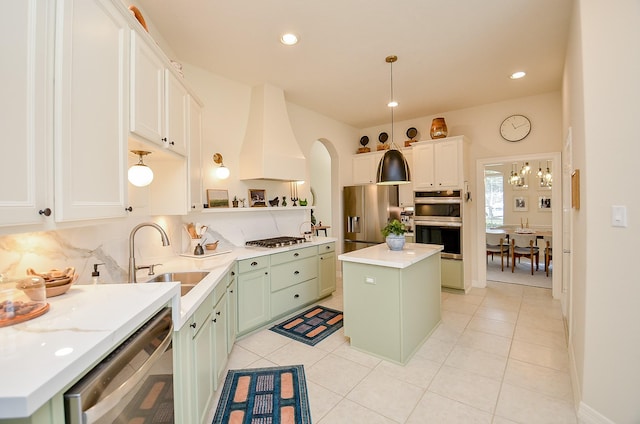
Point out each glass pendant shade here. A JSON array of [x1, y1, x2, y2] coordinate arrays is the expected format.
[[376, 149, 411, 185], [128, 164, 154, 187], [215, 165, 230, 179]]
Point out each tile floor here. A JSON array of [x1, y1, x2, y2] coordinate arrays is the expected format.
[[207, 278, 577, 424]]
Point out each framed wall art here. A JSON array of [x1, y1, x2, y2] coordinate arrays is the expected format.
[[249, 189, 266, 207], [538, 195, 552, 211], [513, 196, 528, 212], [206, 189, 229, 208]]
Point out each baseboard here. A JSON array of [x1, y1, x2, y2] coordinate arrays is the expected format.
[[568, 341, 616, 424], [577, 401, 616, 424]]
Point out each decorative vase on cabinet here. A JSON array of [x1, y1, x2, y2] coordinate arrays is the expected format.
[[430, 117, 448, 139]]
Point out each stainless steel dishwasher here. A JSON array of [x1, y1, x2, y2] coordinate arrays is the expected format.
[[64, 307, 174, 424]]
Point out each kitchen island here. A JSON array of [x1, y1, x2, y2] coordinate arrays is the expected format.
[[338, 243, 443, 364]]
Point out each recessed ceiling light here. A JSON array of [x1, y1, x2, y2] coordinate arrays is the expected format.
[[510, 71, 526, 79], [387, 100, 398, 108], [280, 33, 299, 46]]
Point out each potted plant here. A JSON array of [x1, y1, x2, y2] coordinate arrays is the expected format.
[[381, 219, 406, 251]]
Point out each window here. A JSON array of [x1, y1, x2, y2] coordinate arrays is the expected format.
[[485, 169, 504, 228]]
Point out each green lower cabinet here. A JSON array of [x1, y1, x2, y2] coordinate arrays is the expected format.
[[318, 249, 336, 298], [237, 267, 270, 334], [441, 258, 464, 289], [212, 294, 228, 387], [0, 395, 65, 424], [226, 272, 237, 354]]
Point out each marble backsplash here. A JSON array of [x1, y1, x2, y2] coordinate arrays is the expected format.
[[0, 209, 310, 284]]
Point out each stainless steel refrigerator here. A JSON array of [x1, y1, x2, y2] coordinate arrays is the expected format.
[[343, 185, 401, 252]]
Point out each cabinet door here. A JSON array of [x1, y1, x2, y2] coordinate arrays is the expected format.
[[318, 251, 336, 298], [398, 150, 414, 206], [130, 31, 164, 146], [412, 144, 435, 189], [435, 140, 461, 188], [352, 152, 383, 184], [165, 70, 188, 155], [188, 95, 203, 211], [192, 316, 214, 424], [226, 273, 237, 354], [212, 297, 228, 386], [237, 269, 270, 334], [54, 0, 128, 221], [0, 0, 52, 226]]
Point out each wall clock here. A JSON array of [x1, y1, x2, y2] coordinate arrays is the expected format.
[[500, 114, 531, 142]]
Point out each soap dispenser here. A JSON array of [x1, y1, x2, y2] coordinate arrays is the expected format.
[[91, 263, 105, 284]]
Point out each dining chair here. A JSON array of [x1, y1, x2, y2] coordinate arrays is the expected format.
[[511, 234, 539, 275], [486, 233, 510, 271], [544, 236, 553, 277]]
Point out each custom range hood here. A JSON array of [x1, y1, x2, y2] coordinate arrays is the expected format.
[[239, 84, 306, 181]]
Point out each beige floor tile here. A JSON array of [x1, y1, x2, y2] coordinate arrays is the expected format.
[[224, 344, 261, 370], [235, 329, 292, 357], [514, 325, 567, 351], [444, 345, 508, 380], [265, 340, 329, 368], [474, 305, 519, 324], [430, 321, 465, 344], [347, 369, 425, 423], [485, 281, 525, 298], [406, 391, 493, 424], [428, 365, 502, 413], [517, 312, 565, 334], [314, 327, 349, 352], [491, 416, 520, 424], [503, 359, 573, 400], [509, 339, 569, 371], [331, 343, 382, 368], [495, 383, 577, 424], [467, 315, 516, 338], [441, 309, 473, 331], [481, 296, 522, 312], [306, 353, 371, 396], [413, 335, 456, 364], [317, 398, 397, 424], [442, 297, 480, 315], [519, 301, 563, 320], [306, 381, 343, 422], [375, 354, 441, 388], [457, 328, 512, 357], [243, 357, 279, 369]]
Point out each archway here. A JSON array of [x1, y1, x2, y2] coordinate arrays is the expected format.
[[310, 139, 339, 239]]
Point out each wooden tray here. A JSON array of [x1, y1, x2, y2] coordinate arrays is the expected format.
[[0, 303, 49, 328]]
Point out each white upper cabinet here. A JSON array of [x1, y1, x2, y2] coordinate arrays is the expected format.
[[412, 137, 465, 190], [130, 31, 187, 156], [0, 0, 52, 227], [54, 0, 129, 221], [352, 151, 383, 184]]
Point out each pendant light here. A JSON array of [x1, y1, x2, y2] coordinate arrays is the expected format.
[[377, 55, 410, 185], [128, 150, 154, 187]]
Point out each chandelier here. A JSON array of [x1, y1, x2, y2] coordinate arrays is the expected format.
[[537, 160, 553, 187], [508, 162, 528, 187]]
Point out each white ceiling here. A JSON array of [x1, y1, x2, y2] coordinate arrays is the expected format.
[[135, 0, 573, 129]]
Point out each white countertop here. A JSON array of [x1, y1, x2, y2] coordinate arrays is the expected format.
[[338, 242, 443, 268], [0, 237, 336, 419]]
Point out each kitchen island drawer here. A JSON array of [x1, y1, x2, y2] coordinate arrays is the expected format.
[[238, 256, 269, 273], [270, 256, 317, 292], [270, 245, 316, 265], [271, 278, 318, 319]]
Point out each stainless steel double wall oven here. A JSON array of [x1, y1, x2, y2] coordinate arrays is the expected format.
[[413, 190, 463, 259]]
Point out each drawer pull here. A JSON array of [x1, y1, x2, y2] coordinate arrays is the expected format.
[[216, 311, 221, 316], [294, 294, 300, 299], [320, 257, 324, 260], [251, 261, 258, 267], [294, 252, 299, 257], [326, 246, 331, 250], [190, 322, 196, 329], [231, 271, 235, 276], [229, 290, 234, 293], [294, 270, 300, 275], [213, 318, 217, 323]]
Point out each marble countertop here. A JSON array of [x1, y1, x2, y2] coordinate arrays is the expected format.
[[0, 237, 336, 419], [338, 242, 443, 268]]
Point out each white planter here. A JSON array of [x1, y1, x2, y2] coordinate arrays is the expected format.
[[385, 234, 406, 251]]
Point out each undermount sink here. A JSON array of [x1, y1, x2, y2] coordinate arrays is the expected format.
[[146, 271, 210, 296]]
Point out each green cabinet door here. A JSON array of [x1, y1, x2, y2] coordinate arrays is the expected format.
[[237, 268, 270, 334], [318, 251, 336, 298]]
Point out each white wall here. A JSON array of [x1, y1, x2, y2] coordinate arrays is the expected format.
[[566, 1, 640, 422], [310, 141, 333, 234]]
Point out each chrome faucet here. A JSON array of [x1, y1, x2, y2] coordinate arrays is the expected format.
[[128, 223, 170, 283]]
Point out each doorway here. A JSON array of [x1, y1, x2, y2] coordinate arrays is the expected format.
[[476, 152, 562, 298], [310, 139, 335, 237]]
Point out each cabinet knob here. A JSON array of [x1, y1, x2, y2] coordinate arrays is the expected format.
[[265, 272, 268, 275], [192, 205, 196, 209], [125, 206, 133, 212], [294, 270, 300, 275], [294, 252, 299, 257], [326, 246, 331, 250], [169, 141, 175, 146], [213, 318, 217, 323], [294, 294, 300, 299], [38, 208, 51, 217], [320, 257, 324, 260], [190, 322, 196, 329], [229, 290, 234, 293], [161, 137, 167, 143], [216, 311, 221, 316], [251, 261, 258, 267]]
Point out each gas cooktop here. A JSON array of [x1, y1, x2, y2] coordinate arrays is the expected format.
[[245, 236, 306, 248]]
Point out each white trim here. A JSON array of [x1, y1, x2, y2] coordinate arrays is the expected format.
[[577, 402, 616, 424]]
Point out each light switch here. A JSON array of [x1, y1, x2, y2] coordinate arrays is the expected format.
[[365, 276, 376, 284], [611, 205, 627, 228]]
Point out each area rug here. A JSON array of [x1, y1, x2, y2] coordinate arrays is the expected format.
[[487, 258, 552, 289], [115, 374, 174, 424], [212, 365, 311, 424], [270, 305, 343, 346]]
